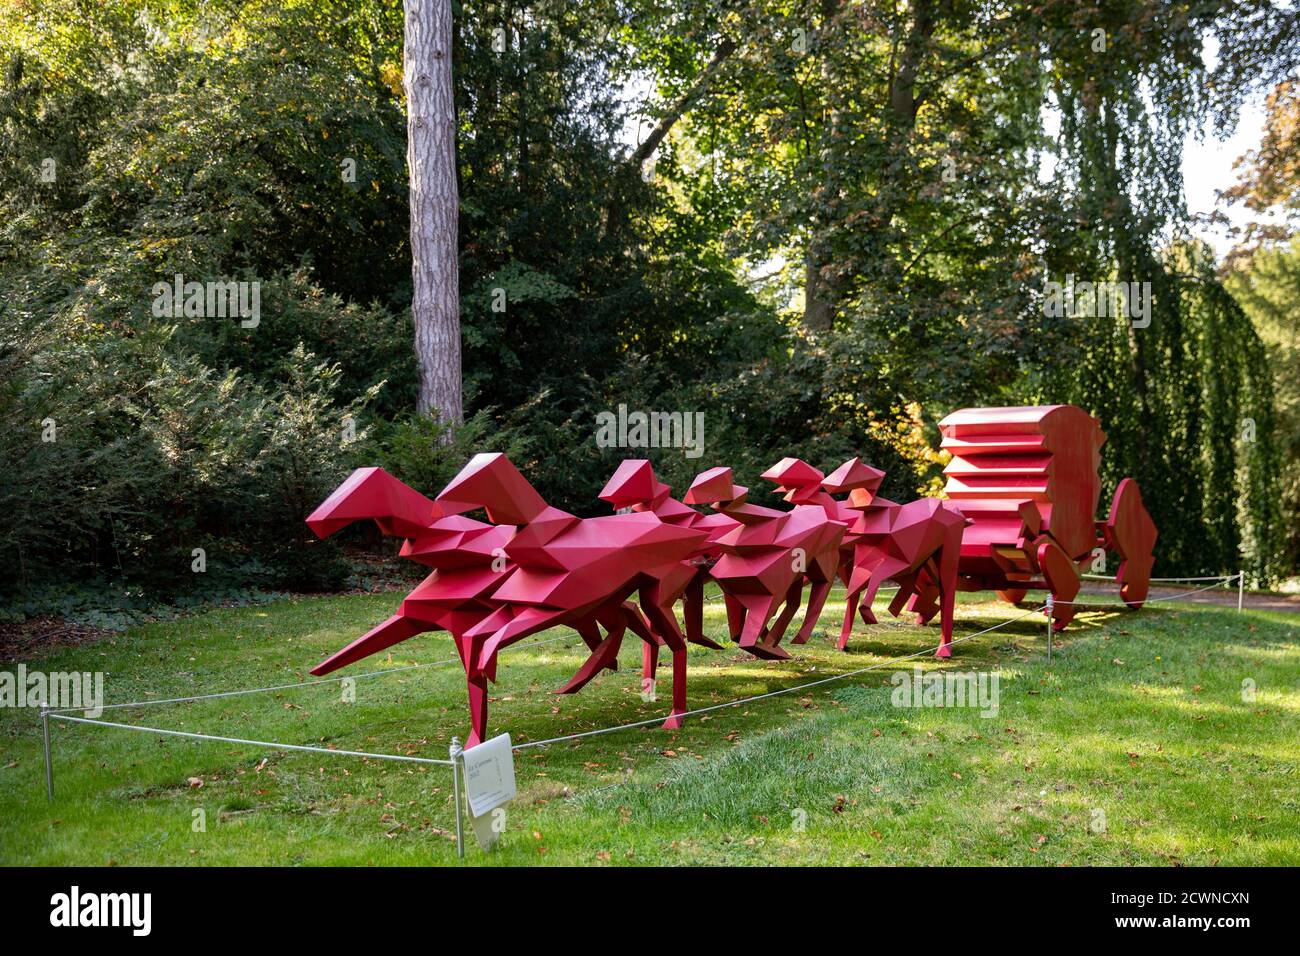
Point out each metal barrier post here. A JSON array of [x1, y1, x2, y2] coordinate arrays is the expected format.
[[40, 701, 53, 801], [449, 737, 465, 859], [1045, 595, 1054, 662], [1238, 571, 1244, 613]]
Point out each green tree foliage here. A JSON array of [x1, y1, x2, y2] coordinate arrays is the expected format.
[[0, 0, 410, 602], [1033, 1, 1285, 582], [0, 0, 1291, 618], [625, 0, 1284, 579], [1225, 237, 1300, 576]]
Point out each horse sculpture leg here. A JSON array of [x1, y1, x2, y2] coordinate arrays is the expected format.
[[466, 672, 490, 749], [839, 585, 861, 648], [792, 578, 833, 645], [934, 522, 962, 658], [622, 600, 663, 695], [889, 571, 920, 618], [683, 573, 704, 644], [724, 591, 746, 642], [837, 562, 861, 646], [840, 573, 884, 650], [762, 580, 805, 649], [638, 583, 691, 729], [682, 572, 723, 650], [636, 569, 698, 728], [734, 593, 788, 659], [556, 608, 626, 695]]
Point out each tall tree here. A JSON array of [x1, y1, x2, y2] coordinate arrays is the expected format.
[[406, 0, 463, 427]]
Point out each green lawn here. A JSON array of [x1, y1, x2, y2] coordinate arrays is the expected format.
[[1, 586, 1296, 866]]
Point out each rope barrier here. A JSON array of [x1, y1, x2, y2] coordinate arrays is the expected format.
[[1079, 573, 1241, 582], [39, 571, 1252, 853], [1053, 577, 1238, 609], [46, 633, 573, 715], [510, 571, 1245, 751], [47, 590, 902, 716], [45, 712, 455, 766], [42, 573, 1241, 737], [512, 604, 1048, 751]]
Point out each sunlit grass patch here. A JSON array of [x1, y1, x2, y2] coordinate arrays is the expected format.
[[1, 586, 1295, 865]]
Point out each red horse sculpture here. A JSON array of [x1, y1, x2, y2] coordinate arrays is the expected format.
[[759, 457, 967, 656], [309, 455, 710, 745], [683, 465, 846, 660], [597, 460, 733, 690], [301, 407, 1157, 745]]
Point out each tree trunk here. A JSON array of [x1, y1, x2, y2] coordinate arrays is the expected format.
[[803, 255, 834, 331], [889, 0, 934, 127], [802, 0, 843, 332], [406, 0, 463, 429], [629, 38, 737, 168]]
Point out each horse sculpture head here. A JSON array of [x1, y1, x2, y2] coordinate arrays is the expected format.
[[436, 453, 549, 526], [305, 467, 442, 540]]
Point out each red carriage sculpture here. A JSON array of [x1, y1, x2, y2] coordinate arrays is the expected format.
[[920, 405, 1157, 630], [302, 405, 1156, 745]]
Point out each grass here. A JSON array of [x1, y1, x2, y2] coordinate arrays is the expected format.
[[1, 584, 1296, 866]]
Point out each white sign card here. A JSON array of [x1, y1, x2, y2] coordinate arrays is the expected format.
[[462, 732, 516, 847]]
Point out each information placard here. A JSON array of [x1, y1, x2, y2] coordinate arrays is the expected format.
[[462, 733, 516, 818]]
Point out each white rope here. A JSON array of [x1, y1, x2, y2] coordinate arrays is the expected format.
[[46, 713, 455, 766], [513, 605, 1048, 751], [43, 572, 1243, 764], [1054, 578, 1236, 608], [513, 573, 1250, 751], [46, 633, 572, 715], [1079, 573, 1240, 583], [53, 593, 899, 717]]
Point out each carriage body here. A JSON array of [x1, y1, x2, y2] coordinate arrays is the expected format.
[[938, 405, 1156, 628]]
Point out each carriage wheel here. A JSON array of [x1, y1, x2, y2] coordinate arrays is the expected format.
[[1035, 538, 1080, 631], [996, 588, 1028, 606], [1105, 478, 1157, 609]]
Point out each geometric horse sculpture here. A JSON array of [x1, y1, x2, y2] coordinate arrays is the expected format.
[[596, 459, 734, 686], [930, 405, 1157, 630], [301, 407, 1155, 746], [822, 458, 967, 656], [307, 455, 710, 746], [760, 457, 967, 657], [682, 464, 847, 661]]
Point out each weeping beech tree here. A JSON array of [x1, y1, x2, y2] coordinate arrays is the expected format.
[[638, 0, 1286, 580], [1043, 1, 1285, 583]]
